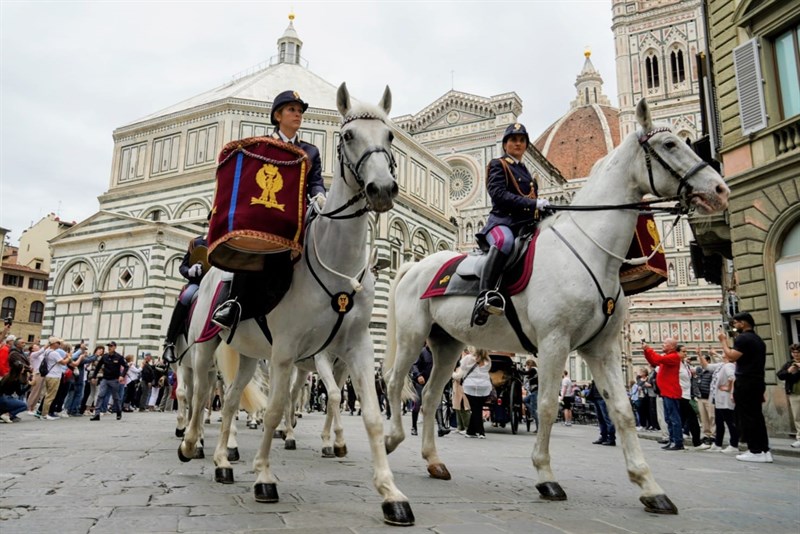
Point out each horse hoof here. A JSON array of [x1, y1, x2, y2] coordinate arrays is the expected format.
[[321, 447, 335, 458], [284, 439, 296, 450], [177, 445, 192, 463], [334, 445, 347, 458], [227, 447, 240, 462], [536, 481, 567, 501], [254, 483, 279, 503], [273, 430, 286, 440], [214, 467, 235, 484], [175, 427, 185, 438], [640, 494, 678, 515], [382, 501, 415, 526], [194, 447, 205, 460], [427, 463, 451, 480]]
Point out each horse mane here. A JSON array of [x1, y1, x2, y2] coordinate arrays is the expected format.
[[342, 100, 390, 124]]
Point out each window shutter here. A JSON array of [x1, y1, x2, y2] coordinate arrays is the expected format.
[[733, 38, 767, 135]]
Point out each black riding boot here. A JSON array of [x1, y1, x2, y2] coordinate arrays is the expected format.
[[470, 246, 508, 327], [212, 275, 244, 329], [163, 301, 190, 363]]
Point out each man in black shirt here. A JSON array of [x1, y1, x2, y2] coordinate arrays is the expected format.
[[90, 341, 129, 421], [718, 312, 771, 463]]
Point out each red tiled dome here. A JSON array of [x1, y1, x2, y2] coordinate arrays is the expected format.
[[534, 104, 620, 181]]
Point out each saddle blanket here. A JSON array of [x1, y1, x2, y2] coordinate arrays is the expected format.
[[190, 280, 228, 343], [420, 232, 540, 299]]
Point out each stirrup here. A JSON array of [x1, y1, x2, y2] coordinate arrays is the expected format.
[[212, 299, 241, 330], [482, 290, 506, 316], [162, 343, 176, 364]]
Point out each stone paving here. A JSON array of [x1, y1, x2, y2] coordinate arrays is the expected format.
[[1, 410, 799, 533]]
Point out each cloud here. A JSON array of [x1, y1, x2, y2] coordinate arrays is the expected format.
[[0, 0, 617, 243]]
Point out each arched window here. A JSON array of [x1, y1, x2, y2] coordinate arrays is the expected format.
[[1, 297, 16, 321], [465, 222, 473, 243], [178, 202, 206, 220], [670, 49, 685, 84], [412, 231, 430, 260], [646, 54, 660, 89], [29, 301, 44, 323], [585, 87, 589, 104]]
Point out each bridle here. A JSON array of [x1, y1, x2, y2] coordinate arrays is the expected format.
[[637, 127, 708, 212], [315, 112, 397, 221]]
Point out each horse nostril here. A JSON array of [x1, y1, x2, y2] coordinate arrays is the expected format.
[[716, 184, 728, 195], [366, 183, 378, 197], [391, 182, 399, 197]]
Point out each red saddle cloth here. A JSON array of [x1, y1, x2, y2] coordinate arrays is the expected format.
[[421, 214, 667, 300], [208, 137, 308, 273]]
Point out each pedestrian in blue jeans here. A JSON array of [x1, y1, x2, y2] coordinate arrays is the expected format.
[[588, 380, 616, 446], [522, 359, 539, 432]]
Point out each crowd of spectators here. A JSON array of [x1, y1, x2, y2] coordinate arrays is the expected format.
[[0, 327, 177, 423]]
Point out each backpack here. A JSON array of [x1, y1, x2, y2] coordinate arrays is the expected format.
[[38, 350, 53, 377]]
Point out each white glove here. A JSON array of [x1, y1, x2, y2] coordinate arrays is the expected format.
[[312, 193, 326, 209], [188, 263, 203, 278], [536, 198, 550, 210]]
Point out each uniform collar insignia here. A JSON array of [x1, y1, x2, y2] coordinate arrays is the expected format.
[[504, 156, 515, 164]]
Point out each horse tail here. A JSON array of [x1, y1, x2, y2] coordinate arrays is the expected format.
[[383, 262, 418, 404], [215, 343, 267, 416], [383, 261, 415, 376]]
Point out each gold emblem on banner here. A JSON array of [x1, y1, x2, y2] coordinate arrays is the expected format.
[[251, 163, 286, 211], [646, 219, 663, 252]]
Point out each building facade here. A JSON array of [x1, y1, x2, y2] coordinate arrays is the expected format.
[[44, 17, 456, 360], [696, 0, 800, 434]]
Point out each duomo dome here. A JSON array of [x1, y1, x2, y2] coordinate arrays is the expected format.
[[534, 51, 620, 180]]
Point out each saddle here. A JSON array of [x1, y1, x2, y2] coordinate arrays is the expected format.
[[420, 231, 540, 300]]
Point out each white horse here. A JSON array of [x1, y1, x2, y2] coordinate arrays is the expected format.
[[178, 83, 414, 526], [383, 99, 729, 515]]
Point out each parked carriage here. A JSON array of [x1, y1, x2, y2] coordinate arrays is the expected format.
[[486, 353, 525, 434]]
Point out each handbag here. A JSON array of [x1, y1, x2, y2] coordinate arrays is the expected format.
[[459, 362, 480, 385]]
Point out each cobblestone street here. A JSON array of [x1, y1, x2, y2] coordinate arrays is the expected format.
[[1, 410, 799, 533]]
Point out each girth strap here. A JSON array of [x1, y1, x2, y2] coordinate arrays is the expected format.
[[502, 294, 538, 355]]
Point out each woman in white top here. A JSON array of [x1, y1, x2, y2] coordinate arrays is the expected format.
[[452, 347, 492, 438], [706, 350, 739, 452], [560, 371, 573, 426]]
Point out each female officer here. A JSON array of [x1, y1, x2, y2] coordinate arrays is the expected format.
[[471, 123, 549, 327], [212, 90, 326, 329]]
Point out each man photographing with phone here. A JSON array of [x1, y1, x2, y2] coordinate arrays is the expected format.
[[718, 312, 772, 463]]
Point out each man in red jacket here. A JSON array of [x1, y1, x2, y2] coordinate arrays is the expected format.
[[643, 338, 684, 451]]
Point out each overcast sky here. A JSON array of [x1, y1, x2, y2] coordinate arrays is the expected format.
[[0, 0, 617, 246]]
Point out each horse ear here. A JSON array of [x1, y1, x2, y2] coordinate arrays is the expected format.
[[379, 85, 392, 115], [337, 82, 351, 117], [636, 98, 652, 131]]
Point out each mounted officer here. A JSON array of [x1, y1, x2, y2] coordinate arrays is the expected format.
[[471, 123, 550, 327], [212, 90, 326, 330], [163, 233, 208, 363]]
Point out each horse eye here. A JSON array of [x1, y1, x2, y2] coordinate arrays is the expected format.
[[664, 141, 676, 150], [388, 131, 394, 143], [343, 131, 353, 142]]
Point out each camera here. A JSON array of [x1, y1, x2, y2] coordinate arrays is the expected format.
[[640, 338, 646, 344], [3, 314, 12, 327]]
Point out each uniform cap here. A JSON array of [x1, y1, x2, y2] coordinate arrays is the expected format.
[[502, 122, 530, 147], [271, 90, 308, 126]]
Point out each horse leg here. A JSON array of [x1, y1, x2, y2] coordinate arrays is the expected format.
[[349, 337, 414, 526], [174, 363, 190, 438], [178, 342, 217, 462], [282, 368, 305, 450], [583, 349, 677, 514], [531, 337, 570, 501], [330, 363, 348, 457], [315, 355, 340, 457], [384, 336, 425, 454], [252, 358, 293, 504], [420, 336, 462, 480], [213, 354, 257, 484]]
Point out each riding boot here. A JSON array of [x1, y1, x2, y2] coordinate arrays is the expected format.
[[470, 246, 508, 327], [212, 275, 244, 330], [163, 301, 190, 363]]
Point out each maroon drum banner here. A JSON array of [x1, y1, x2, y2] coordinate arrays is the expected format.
[[620, 214, 668, 296], [208, 137, 308, 272]]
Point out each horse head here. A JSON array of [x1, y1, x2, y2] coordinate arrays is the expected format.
[[634, 99, 729, 214], [336, 82, 398, 213]]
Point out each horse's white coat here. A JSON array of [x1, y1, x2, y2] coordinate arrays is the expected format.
[[179, 83, 408, 509], [383, 99, 729, 507]]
